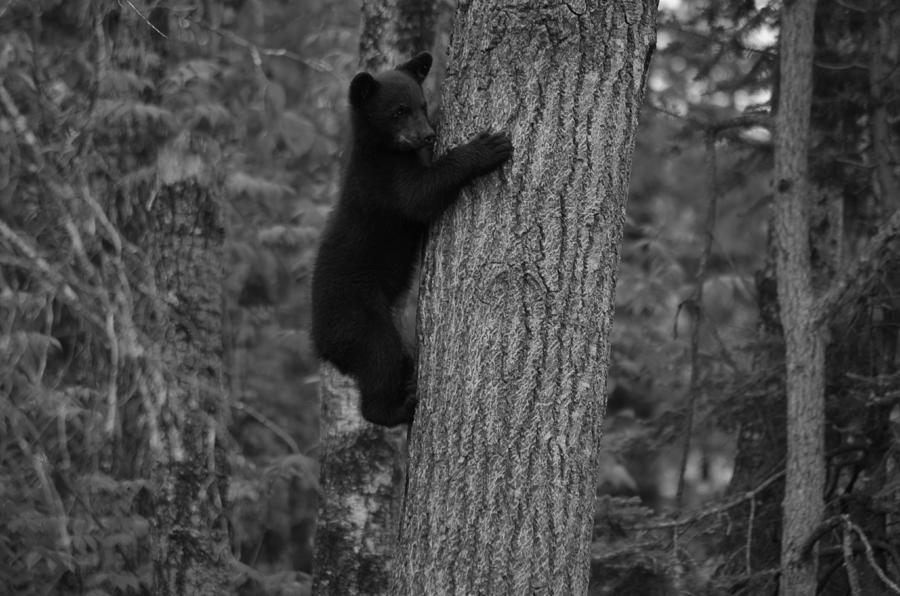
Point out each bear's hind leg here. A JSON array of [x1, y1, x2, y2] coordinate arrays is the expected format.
[[353, 318, 417, 427]]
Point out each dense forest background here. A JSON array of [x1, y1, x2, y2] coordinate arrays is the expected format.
[[1, 0, 899, 595]]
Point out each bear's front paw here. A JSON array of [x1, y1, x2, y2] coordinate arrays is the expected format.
[[471, 131, 513, 170]]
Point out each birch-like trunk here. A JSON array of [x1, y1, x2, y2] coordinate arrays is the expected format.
[[312, 363, 406, 595], [394, 2, 657, 593], [774, 0, 825, 594]]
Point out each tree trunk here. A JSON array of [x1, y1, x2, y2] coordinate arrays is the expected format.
[[394, 2, 657, 594], [313, 362, 407, 595], [138, 8, 231, 591], [773, 0, 825, 594], [148, 178, 231, 596], [360, 0, 439, 72], [868, 0, 900, 214], [312, 2, 439, 594]]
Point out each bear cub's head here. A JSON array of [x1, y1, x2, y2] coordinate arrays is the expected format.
[[349, 52, 435, 152]]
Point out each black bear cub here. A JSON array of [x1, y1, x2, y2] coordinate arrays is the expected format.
[[311, 52, 513, 427]]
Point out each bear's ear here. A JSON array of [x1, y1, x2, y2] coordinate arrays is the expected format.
[[398, 52, 432, 84], [349, 72, 379, 106]]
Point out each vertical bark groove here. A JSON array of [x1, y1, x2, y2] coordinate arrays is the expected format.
[[395, 2, 657, 594]]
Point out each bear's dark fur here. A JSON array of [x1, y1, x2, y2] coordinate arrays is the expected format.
[[311, 52, 513, 427]]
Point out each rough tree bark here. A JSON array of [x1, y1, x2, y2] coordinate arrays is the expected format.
[[313, 362, 406, 595], [148, 176, 230, 596], [359, 0, 438, 72], [773, 0, 824, 594], [312, 1, 439, 594], [394, 1, 657, 594], [138, 9, 231, 594]]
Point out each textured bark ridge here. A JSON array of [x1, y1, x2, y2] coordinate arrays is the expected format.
[[395, 2, 657, 594], [773, 0, 824, 594]]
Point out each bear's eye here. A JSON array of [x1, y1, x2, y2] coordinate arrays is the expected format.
[[392, 107, 408, 119]]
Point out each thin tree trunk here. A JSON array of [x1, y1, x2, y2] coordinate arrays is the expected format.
[[360, 0, 438, 72], [394, 2, 657, 594], [774, 0, 825, 594], [312, 2, 439, 594], [868, 0, 900, 214], [142, 10, 230, 590], [716, 238, 784, 593], [149, 178, 230, 596]]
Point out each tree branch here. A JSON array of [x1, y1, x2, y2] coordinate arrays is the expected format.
[[232, 401, 301, 454], [637, 467, 785, 531], [817, 208, 900, 324], [676, 131, 719, 506], [188, 17, 333, 73]]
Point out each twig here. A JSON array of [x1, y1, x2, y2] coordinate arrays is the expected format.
[[104, 311, 119, 437], [801, 514, 900, 594], [709, 113, 772, 134], [676, 131, 719, 506], [0, 82, 43, 157], [658, 19, 777, 58], [815, 60, 868, 71], [233, 401, 301, 454], [705, 315, 742, 372], [845, 517, 900, 594], [843, 515, 862, 596], [188, 18, 332, 73], [746, 494, 755, 574], [646, 102, 772, 135], [118, 0, 167, 38], [636, 467, 784, 530]]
